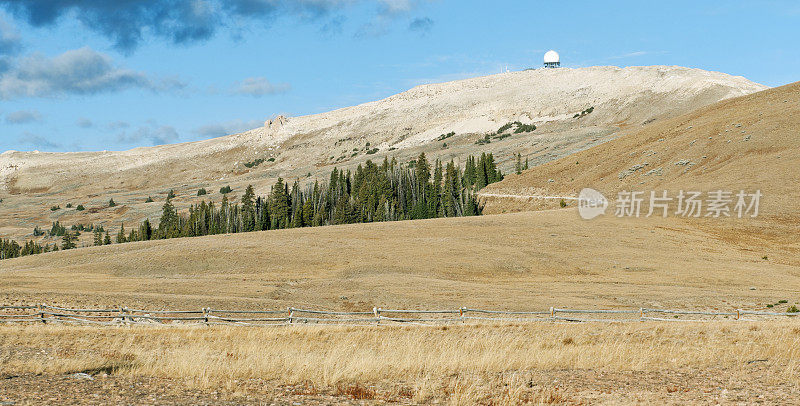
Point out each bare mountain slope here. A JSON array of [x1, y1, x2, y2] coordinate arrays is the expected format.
[[481, 81, 800, 219], [0, 66, 767, 242], [1, 66, 764, 194]]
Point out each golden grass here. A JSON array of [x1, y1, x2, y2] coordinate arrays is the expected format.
[[3, 322, 800, 403], [482, 82, 800, 218], [2, 210, 799, 315]]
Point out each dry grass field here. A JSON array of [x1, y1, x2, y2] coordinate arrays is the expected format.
[[3, 321, 800, 404], [1, 80, 798, 403], [1, 210, 798, 313], [3, 201, 800, 403], [2, 208, 800, 403]]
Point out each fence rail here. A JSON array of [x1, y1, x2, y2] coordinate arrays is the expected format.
[[0, 304, 798, 327]]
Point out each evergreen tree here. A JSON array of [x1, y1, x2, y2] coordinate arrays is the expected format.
[[116, 223, 126, 244], [61, 232, 76, 250], [93, 228, 103, 246], [158, 197, 179, 238], [476, 153, 488, 190], [269, 178, 290, 229], [241, 184, 256, 232], [464, 155, 477, 188], [104, 231, 111, 245], [108, 198, 116, 207]]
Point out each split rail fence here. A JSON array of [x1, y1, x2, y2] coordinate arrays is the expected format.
[[1, 304, 799, 326]]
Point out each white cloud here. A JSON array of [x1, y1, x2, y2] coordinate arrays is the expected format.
[[5, 109, 41, 124], [0, 47, 183, 100], [231, 77, 290, 96]]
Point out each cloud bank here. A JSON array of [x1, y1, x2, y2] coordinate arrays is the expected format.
[[0, 47, 182, 100], [0, 0, 430, 52]]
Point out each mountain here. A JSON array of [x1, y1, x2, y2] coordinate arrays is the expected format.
[[0, 65, 767, 241]]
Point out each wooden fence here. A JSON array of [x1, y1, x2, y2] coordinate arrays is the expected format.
[[1, 304, 798, 326]]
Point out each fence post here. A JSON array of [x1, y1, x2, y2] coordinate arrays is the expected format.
[[39, 303, 46, 324], [460, 307, 465, 324], [639, 307, 644, 321], [374, 307, 380, 325], [203, 307, 209, 324], [736, 309, 740, 320], [550, 307, 555, 319], [288, 307, 294, 324]]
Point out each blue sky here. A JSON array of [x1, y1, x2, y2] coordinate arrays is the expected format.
[[0, 0, 797, 152]]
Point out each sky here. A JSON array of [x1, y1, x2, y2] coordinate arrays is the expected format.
[[0, 0, 797, 153]]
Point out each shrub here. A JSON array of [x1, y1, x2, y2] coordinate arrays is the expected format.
[[789, 305, 799, 313], [513, 123, 536, 133], [167, 189, 176, 199], [66, 203, 73, 208], [574, 106, 595, 119], [496, 122, 516, 134], [267, 157, 275, 162], [475, 134, 491, 145], [366, 148, 379, 154], [560, 199, 567, 208], [33, 226, 44, 236], [145, 196, 154, 203], [220, 185, 232, 194], [108, 198, 116, 207], [76, 204, 85, 211], [779, 300, 788, 304], [197, 188, 207, 196], [243, 158, 265, 168], [50, 205, 60, 211], [437, 131, 455, 141]]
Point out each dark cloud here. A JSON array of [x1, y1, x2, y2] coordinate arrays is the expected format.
[[195, 118, 263, 138], [0, 17, 22, 55], [0, 0, 217, 53], [115, 124, 179, 146], [5, 109, 41, 124], [76, 117, 93, 128], [17, 131, 60, 150], [0, 1, 427, 51], [408, 16, 433, 34], [0, 47, 182, 100], [231, 77, 290, 97]]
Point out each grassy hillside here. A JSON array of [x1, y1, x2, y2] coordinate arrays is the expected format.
[[482, 81, 800, 218], [2, 209, 798, 312]]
